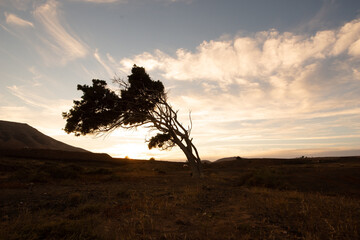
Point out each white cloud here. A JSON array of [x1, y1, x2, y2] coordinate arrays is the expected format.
[[348, 38, 360, 56], [5, 12, 34, 28], [114, 17, 360, 159], [117, 18, 360, 111], [120, 29, 339, 86], [33, 0, 88, 64], [331, 18, 360, 56], [119, 19, 360, 87]]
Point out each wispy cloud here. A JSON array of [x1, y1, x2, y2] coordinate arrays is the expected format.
[[7, 85, 71, 114], [33, 0, 88, 64], [94, 49, 115, 78], [5, 12, 34, 28], [302, 0, 337, 31]]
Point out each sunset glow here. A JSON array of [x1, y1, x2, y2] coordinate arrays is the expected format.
[[1, 0, 360, 161]]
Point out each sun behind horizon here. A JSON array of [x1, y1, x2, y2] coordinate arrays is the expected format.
[[99, 143, 160, 160]]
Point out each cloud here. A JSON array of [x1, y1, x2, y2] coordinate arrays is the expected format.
[[7, 85, 71, 115], [119, 29, 340, 85], [331, 19, 360, 56], [114, 17, 360, 158], [118, 18, 360, 107], [119, 18, 360, 84], [33, 0, 88, 64], [3, 84, 74, 138], [303, 0, 337, 31], [348, 38, 360, 57], [94, 49, 115, 78], [5, 12, 34, 28]]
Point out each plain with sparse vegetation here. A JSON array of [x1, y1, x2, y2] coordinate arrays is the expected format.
[[1, 153, 360, 239]]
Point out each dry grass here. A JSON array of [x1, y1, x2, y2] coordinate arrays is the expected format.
[[1, 155, 360, 239], [243, 188, 360, 239]]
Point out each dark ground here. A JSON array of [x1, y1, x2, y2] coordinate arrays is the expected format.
[[1, 153, 360, 239]]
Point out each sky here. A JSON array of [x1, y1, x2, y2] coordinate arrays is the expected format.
[[1, 0, 360, 161]]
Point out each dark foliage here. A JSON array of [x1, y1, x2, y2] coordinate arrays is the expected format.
[[63, 67, 165, 135], [63, 65, 203, 177], [62, 80, 122, 136], [147, 133, 174, 150]]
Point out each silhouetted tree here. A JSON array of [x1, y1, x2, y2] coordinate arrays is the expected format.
[[63, 65, 203, 177]]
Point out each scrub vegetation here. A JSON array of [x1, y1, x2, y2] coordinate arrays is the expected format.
[[1, 153, 360, 239]]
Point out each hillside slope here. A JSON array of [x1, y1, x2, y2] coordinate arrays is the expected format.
[[0, 120, 87, 152]]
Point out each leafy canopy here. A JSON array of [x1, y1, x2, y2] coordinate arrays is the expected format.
[[62, 66, 165, 137]]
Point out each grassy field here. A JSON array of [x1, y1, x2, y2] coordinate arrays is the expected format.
[[1, 154, 360, 239]]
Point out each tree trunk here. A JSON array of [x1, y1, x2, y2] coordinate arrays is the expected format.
[[158, 107, 203, 178], [176, 140, 203, 178], [187, 154, 203, 178]]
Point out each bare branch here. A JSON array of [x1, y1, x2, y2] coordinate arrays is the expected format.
[[188, 110, 192, 136]]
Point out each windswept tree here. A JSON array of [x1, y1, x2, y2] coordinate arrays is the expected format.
[[63, 65, 203, 177]]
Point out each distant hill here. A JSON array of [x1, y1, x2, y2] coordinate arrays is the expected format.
[[0, 120, 114, 161], [215, 156, 241, 163], [0, 120, 86, 152]]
